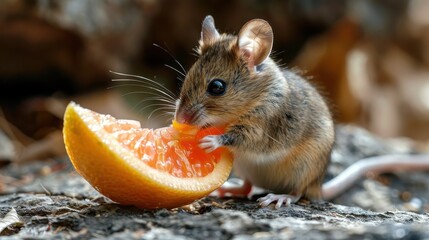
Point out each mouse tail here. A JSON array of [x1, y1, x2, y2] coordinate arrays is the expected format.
[[321, 154, 429, 200]]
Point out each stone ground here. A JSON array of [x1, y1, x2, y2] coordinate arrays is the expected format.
[[1, 125, 429, 239]]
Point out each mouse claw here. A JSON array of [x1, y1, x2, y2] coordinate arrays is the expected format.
[[199, 135, 221, 153], [257, 193, 301, 209]]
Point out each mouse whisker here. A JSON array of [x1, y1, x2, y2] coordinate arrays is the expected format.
[[110, 82, 176, 102], [153, 43, 187, 75], [191, 46, 200, 57], [159, 110, 175, 116], [147, 106, 176, 120], [164, 64, 186, 78], [159, 112, 176, 122], [176, 76, 183, 82], [110, 71, 177, 96], [133, 99, 176, 111], [140, 96, 176, 106], [138, 103, 176, 114], [110, 78, 177, 101], [108, 85, 176, 108], [120, 91, 175, 105], [116, 90, 176, 109], [108, 73, 178, 123], [109, 79, 174, 97], [145, 111, 174, 125]]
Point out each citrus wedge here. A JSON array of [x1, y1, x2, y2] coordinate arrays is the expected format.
[[63, 102, 232, 209]]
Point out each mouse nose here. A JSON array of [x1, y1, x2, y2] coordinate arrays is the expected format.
[[175, 109, 196, 124]]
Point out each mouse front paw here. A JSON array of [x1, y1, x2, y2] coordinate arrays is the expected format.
[[199, 135, 222, 153]]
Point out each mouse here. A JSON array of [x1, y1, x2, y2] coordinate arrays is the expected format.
[[174, 15, 429, 208]]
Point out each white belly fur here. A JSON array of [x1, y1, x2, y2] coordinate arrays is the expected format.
[[232, 149, 293, 192]]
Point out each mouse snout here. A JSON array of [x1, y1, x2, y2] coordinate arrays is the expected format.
[[175, 108, 196, 125]]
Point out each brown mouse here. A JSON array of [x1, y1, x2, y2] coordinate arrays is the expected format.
[[174, 15, 429, 208]]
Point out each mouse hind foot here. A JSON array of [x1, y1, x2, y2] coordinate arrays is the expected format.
[[257, 193, 301, 209]]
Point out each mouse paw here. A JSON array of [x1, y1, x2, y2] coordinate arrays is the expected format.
[[257, 193, 301, 209], [199, 135, 222, 153]]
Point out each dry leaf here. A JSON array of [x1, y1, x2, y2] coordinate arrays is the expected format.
[[0, 208, 23, 234]]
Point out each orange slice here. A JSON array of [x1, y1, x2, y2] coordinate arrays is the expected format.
[[63, 102, 232, 209]]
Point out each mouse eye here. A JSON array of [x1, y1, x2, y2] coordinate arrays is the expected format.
[[207, 79, 226, 96]]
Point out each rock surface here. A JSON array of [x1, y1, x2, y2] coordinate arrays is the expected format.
[[1, 125, 429, 239]]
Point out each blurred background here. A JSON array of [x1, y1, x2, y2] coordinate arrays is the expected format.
[[1, 0, 429, 163]]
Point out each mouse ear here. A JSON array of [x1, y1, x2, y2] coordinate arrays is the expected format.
[[238, 19, 273, 69], [200, 15, 220, 46]]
